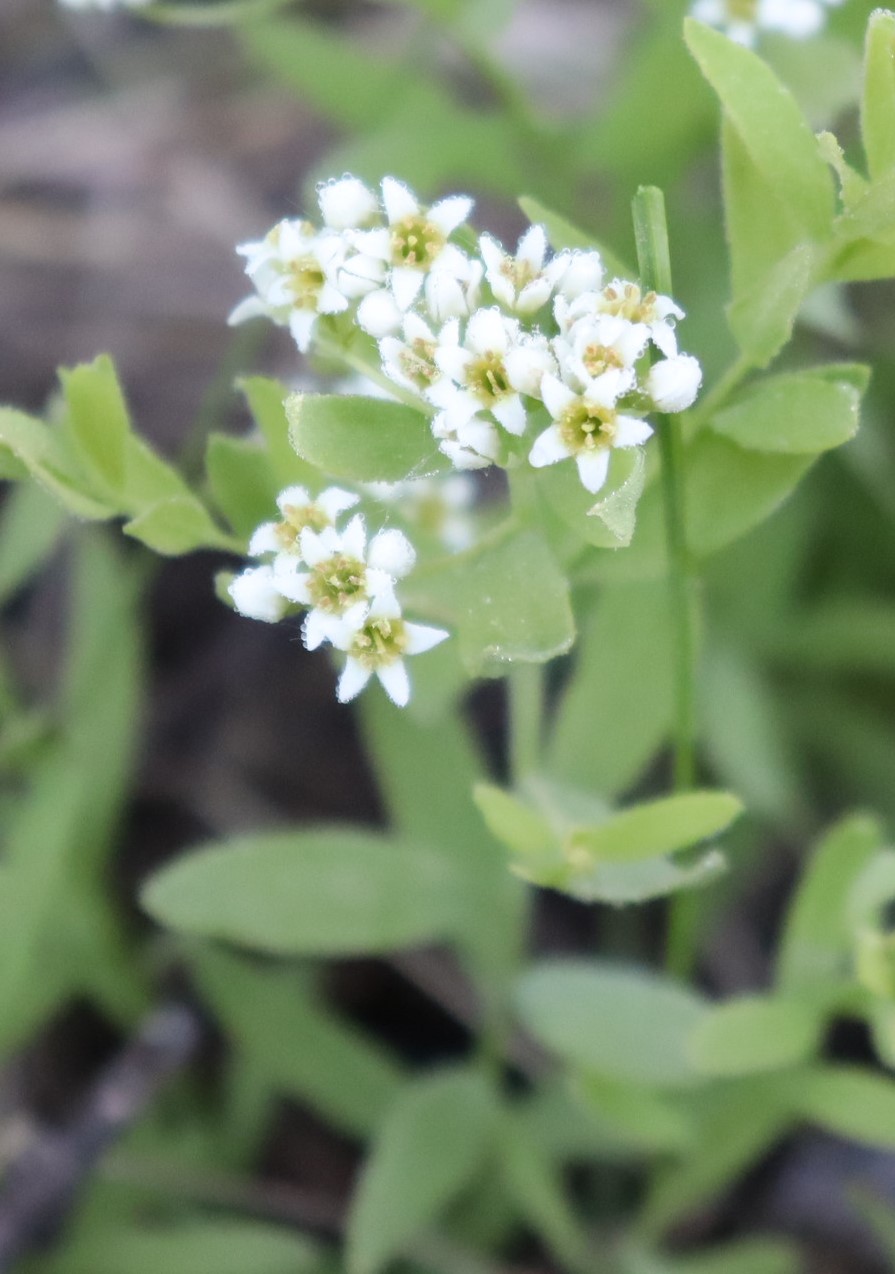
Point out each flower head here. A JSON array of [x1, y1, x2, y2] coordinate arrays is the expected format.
[[333, 590, 449, 707]]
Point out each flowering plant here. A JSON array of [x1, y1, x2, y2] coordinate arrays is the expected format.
[[4, 3, 895, 1272]]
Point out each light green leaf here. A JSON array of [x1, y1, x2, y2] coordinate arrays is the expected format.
[[499, 1116, 588, 1272], [517, 196, 634, 278], [862, 9, 895, 183], [535, 448, 646, 548], [548, 582, 674, 798], [565, 852, 727, 906], [472, 783, 555, 859], [727, 242, 817, 366], [688, 995, 821, 1077], [0, 482, 66, 605], [515, 961, 710, 1088], [287, 393, 444, 484], [570, 1073, 693, 1155], [685, 19, 835, 241], [404, 527, 574, 674], [0, 408, 115, 520], [205, 433, 278, 538], [347, 1068, 497, 1274], [59, 354, 130, 493], [795, 1066, 895, 1148], [776, 814, 884, 993], [764, 31, 861, 129], [239, 375, 316, 488], [123, 495, 234, 555], [626, 1236, 801, 1274], [709, 365, 864, 454], [567, 790, 743, 865], [141, 827, 461, 956], [192, 948, 404, 1137]]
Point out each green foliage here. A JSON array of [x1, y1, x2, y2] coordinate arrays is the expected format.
[[708, 365, 866, 453], [287, 393, 446, 484]]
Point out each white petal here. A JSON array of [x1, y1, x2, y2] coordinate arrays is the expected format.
[[557, 251, 604, 300], [318, 176, 378, 229], [575, 449, 611, 494], [382, 177, 419, 224], [439, 439, 492, 469], [289, 310, 317, 353], [516, 277, 553, 314], [425, 271, 467, 322], [428, 195, 473, 237], [541, 373, 577, 420], [248, 522, 280, 556], [467, 307, 510, 355], [646, 355, 703, 413], [350, 227, 391, 260], [358, 289, 402, 337], [337, 658, 373, 703], [228, 566, 287, 623], [368, 528, 416, 577], [479, 234, 506, 274], [273, 568, 311, 606], [518, 223, 547, 270], [529, 424, 571, 468], [318, 282, 350, 314], [302, 608, 332, 651], [366, 582, 401, 618], [319, 487, 360, 521], [340, 514, 367, 560], [650, 321, 679, 358], [491, 393, 527, 436], [404, 622, 450, 655], [377, 660, 411, 707], [227, 295, 269, 326], [614, 415, 654, 447], [391, 266, 425, 311]]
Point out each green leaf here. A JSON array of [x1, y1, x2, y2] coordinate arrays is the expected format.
[[688, 995, 821, 1077], [192, 947, 404, 1137], [287, 393, 444, 484], [862, 9, 895, 182], [764, 31, 861, 129], [776, 814, 884, 993], [205, 433, 278, 538], [535, 448, 646, 548], [795, 1066, 895, 1148], [565, 852, 727, 906], [515, 961, 710, 1089], [627, 1236, 801, 1274], [141, 827, 462, 956], [566, 790, 743, 865], [727, 242, 817, 366], [239, 375, 316, 488], [0, 408, 115, 520], [123, 495, 233, 555], [548, 582, 674, 798], [59, 354, 130, 493], [48, 1218, 323, 1274], [404, 527, 574, 674], [709, 365, 864, 454], [517, 196, 634, 278], [569, 1073, 694, 1155], [472, 783, 555, 858], [0, 482, 66, 605], [347, 1068, 497, 1274], [685, 19, 835, 242], [499, 1115, 588, 1272]]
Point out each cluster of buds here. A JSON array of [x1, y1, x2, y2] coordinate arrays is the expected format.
[[228, 486, 448, 706], [232, 176, 702, 497], [691, 0, 843, 45]]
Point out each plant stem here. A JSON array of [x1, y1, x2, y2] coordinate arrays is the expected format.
[[144, 0, 292, 26], [632, 187, 700, 976], [509, 664, 542, 787]]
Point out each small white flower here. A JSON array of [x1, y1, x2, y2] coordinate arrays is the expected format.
[[556, 314, 650, 393], [379, 314, 443, 395], [333, 590, 449, 708], [595, 280, 684, 358], [348, 178, 473, 311], [228, 565, 289, 624], [479, 225, 570, 316], [647, 355, 703, 413], [317, 176, 379, 231], [691, 0, 830, 43], [229, 220, 349, 352], [432, 411, 500, 471], [529, 371, 654, 494], [274, 514, 414, 617], [424, 256, 483, 324], [430, 308, 528, 436], [555, 250, 604, 301], [357, 289, 403, 338], [248, 485, 360, 559]]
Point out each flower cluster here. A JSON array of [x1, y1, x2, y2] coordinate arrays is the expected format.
[[691, 0, 843, 45], [228, 485, 448, 707], [231, 176, 702, 498]]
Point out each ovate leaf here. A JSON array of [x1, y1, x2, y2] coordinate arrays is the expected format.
[[142, 828, 461, 956], [688, 995, 821, 1077], [795, 1066, 895, 1149], [709, 365, 865, 454], [287, 393, 445, 483], [59, 354, 130, 493], [566, 790, 743, 864], [123, 495, 234, 555]]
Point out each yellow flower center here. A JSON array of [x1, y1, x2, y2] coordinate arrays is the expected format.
[[287, 255, 326, 310], [391, 215, 445, 268], [559, 401, 617, 454], [398, 338, 439, 389], [467, 351, 511, 403], [600, 282, 659, 325], [351, 615, 408, 668], [274, 503, 330, 553], [307, 555, 367, 613], [581, 343, 625, 378]]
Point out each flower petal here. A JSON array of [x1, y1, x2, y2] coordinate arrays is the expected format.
[[529, 423, 571, 468], [368, 528, 416, 577], [337, 657, 373, 703], [541, 373, 577, 420], [382, 177, 419, 224], [428, 195, 473, 237], [377, 659, 411, 707], [576, 449, 611, 493], [614, 415, 654, 448], [404, 622, 450, 654]]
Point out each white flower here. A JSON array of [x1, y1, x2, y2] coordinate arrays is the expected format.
[[529, 370, 654, 494], [357, 290, 403, 338], [479, 225, 569, 315], [379, 314, 443, 395], [555, 250, 604, 301], [228, 565, 289, 624], [430, 308, 529, 436], [424, 256, 483, 324], [595, 280, 684, 358], [691, 0, 830, 43], [248, 485, 359, 558], [348, 177, 473, 311], [432, 411, 500, 470], [229, 220, 349, 352], [317, 176, 379, 231], [274, 514, 415, 619], [647, 355, 703, 413], [556, 314, 650, 393], [333, 590, 449, 708]]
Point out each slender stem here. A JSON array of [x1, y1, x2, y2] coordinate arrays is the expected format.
[[143, 0, 293, 27], [632, 188, 700, 976], [508, 664, 542, 787]]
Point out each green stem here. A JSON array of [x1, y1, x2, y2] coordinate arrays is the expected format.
[[143, 0, 293, 27], [632, 187, 700, 976], [509, 664, 542, 787]]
